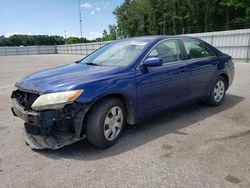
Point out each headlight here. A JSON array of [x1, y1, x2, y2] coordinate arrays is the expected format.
[[31, 90, 83, 111]]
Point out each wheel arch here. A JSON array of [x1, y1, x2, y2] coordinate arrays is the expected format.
[[83, 93, 136, 131], [219, 73, 229, 90]]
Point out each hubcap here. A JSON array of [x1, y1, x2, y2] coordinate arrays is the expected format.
[[213, 80, 225, 102], [104, 106, 123, 141]]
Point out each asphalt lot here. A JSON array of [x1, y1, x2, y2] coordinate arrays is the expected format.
[[0, 55, 250, 188]]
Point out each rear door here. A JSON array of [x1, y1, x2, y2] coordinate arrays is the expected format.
[[136, 39, 189, 118], [181, 39, 218, 100]]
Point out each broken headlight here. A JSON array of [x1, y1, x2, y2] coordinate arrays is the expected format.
[[31, 90, 83, 111]]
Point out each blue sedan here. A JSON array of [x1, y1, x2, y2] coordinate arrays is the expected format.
[[11, 36, 234, 149]]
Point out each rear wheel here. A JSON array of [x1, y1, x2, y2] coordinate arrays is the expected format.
[[86, 98, 126, 148], [207, 76, 226, 106]]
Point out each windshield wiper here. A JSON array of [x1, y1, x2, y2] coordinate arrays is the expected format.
[[86, 62, 99, 66]]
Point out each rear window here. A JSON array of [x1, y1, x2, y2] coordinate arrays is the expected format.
[[183, 40, 215, 59]]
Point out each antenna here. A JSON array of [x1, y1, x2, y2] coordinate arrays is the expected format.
[[78, 0, 83, 38]]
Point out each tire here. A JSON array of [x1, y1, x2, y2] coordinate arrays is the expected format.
[[86, 98, 126, 148], [207, 76, 226, 106]]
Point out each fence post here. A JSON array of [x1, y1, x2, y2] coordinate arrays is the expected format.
[[246, 32, 250, 63], [211, 34, 214, 46]]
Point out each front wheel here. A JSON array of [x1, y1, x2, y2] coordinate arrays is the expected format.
[[86, 98, 126, 148], [207, 76, 226, 106]]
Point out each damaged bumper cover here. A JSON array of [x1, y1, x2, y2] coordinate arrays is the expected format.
[[11, 96, 90, 149], [23, 129, 85, 149]]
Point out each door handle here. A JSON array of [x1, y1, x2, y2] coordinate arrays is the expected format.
[[179, 67, 187, 73], [212, 61, 219, 65]]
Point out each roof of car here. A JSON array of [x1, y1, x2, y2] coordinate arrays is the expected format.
[[121, 35, 198, 42]]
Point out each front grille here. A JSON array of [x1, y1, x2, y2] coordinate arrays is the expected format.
[[11, 89, 39, 111]]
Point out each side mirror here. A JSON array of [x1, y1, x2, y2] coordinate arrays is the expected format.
[[143, 57, 163, 67]]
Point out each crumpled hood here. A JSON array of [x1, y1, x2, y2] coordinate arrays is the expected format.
[[16, 63, 121, 93]]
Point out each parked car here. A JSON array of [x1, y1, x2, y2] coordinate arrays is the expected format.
[[11, 36, 234, 149]]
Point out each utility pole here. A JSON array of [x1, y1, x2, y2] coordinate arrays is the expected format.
[[64, 30, 67, 40], [64, 30, 67, 44], [78, 0, 83, 38]]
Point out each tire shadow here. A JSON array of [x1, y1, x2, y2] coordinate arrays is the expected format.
[[38, 94, 244, 161]]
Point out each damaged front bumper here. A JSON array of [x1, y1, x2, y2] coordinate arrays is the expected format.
[[11, 96, 90, 150], [23, 129, 85, 149]]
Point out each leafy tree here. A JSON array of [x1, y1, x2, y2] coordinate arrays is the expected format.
[[113, 0, 250, 37], [65, 37, 79, 44], [0, 35, 65, 46], [102, 25, 118, 41], [102, 30, 109, 41]]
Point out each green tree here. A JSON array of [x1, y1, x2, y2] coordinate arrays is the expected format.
[[102, 25, 118, 41], [65, 37, 79, 44], [113, 0, 250, 37]]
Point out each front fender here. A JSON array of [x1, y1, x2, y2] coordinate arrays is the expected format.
[[73, 71, 137, 136], [75, 71, 136, 104]]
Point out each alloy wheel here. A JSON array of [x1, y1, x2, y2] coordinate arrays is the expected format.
[[213, 80, 225, 102]]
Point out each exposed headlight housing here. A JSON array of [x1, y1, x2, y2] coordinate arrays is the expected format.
[[31, 90, 83, 111]]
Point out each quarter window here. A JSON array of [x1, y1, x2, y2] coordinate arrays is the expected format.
[[148, 40, 182, 64], [183, 40, 215, 59]]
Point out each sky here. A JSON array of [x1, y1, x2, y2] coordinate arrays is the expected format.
[[0, 0, 123, 39]]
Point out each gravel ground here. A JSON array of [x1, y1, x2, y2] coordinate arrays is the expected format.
[[0, 55, 250, 188]]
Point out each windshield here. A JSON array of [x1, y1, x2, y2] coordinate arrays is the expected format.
[[80, 39, 149, 67]]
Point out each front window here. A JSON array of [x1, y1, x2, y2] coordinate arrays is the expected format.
[[80, 39, 149, 67], [147, 39, 182, 64]]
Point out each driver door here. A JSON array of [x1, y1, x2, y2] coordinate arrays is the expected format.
[[136, 39, 189, 118]]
